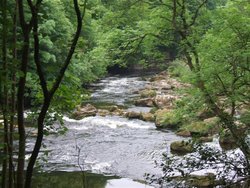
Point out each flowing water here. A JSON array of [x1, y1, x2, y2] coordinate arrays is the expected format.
[[31, 75, 182, 187]]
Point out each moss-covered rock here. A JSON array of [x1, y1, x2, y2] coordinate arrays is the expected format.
[[196, 136, 213, 143], [187, 173, 216, 187], [196, 109, 215, 120], [126, 111, 141, 119], [139, 89, 157, 98], [178, 117, 220, 137], [176, 130, 191, 137], [140, 112, 155, 122], [170, 140, 194, 155], [155, 109, 181, 128], [219, 129, 238, 150]]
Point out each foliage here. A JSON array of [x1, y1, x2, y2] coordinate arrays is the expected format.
[[147, 145, 250, 187]]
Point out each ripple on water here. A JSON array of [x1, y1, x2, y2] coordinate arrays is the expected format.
[[30, 75, 183, 182]]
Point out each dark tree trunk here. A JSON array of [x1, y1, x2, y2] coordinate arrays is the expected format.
[[16, 1, 32, 187], [16, 33, 29, 188], [24, 1, 85, 187], [9, 1, 18, 187], [1, 0, 9, 187], [24, 101, 50, 188]]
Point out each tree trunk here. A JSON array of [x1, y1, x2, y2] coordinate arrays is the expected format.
[[24, 1, 84, 187], [24, 101, 50, 188], [9, 1, 18, 187], [16, 21, 31, 188], [1, 0, 9, 187]]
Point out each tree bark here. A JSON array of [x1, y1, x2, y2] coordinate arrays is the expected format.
[[9, 1, 18, 187], [16, 0, 32, 187], [1, 0, 9, 187]]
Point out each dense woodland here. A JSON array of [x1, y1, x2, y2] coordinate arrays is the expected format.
[[0, 0, 250, 187]]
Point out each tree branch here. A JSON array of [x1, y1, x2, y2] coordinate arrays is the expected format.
[[28, 0, 49, 98], [189, 0, 208, 27], [49, 0, 85, 97]]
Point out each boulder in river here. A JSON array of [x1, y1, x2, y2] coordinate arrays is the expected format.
[[112, 108, 125, 116], [155, 109, 180, 128], [219, 129, 238, 150], [139, 89, 157, 98], [72, 104, 97, 120], [126, 111, 141, 119], [153, 80, 173, 91], [187, 173, 216, 187], [197, 136, 214, 143], [97, 109, 110, 117], [108, 105, 120, 112], [178, 118, 220, 138], [149, 74, 166, 82], [176, 130, 191, 137], [170, 140, 194, 155], [140, 112, 155, 122], [134, 98, 154, 107], [154, 94, 178, 109]]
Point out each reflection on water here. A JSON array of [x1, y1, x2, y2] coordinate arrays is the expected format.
[[32, 171, 154, 188]]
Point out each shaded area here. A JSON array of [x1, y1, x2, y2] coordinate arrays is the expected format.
[[32, 171, 153, 188]]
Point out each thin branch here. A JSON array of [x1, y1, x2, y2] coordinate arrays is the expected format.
[[215, 74, 228, 95], [188, 0, 208, 27]]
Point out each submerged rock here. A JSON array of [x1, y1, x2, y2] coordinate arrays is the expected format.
[[170, 140, 194, 155]]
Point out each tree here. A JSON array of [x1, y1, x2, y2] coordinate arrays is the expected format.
[[0, 1, 18, 187], [22, 0, 86, 187], [147, 0, 249, 186], [0, 0, 85, 187]]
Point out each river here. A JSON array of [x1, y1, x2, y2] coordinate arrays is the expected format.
[[31, 75, 182, 188]]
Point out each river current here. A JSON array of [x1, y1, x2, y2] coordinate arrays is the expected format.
[[31, 75, 182, 187]]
